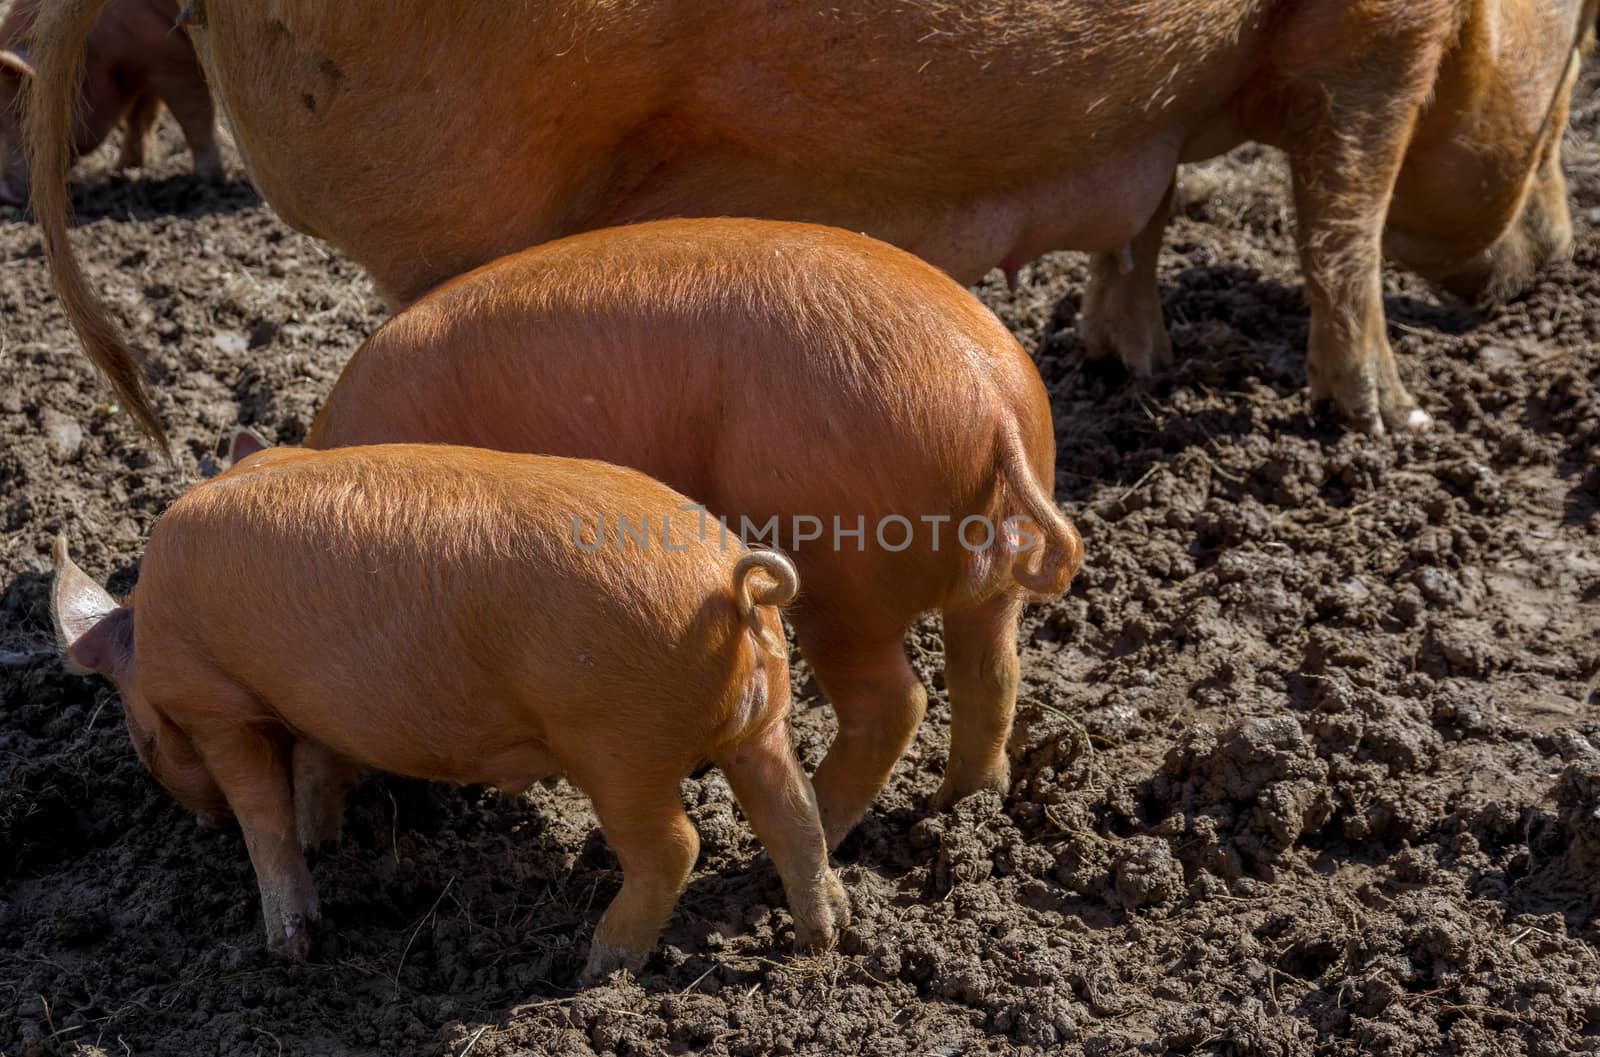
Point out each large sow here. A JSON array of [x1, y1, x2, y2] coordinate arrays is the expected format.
[[30, 0, 1595, 442]]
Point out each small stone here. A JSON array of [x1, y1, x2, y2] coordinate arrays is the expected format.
[[1476, 344, 1518, 370], [1338, 576, 1372, 604], [1414, 567, 1463, 608], [41, 409, 83, 463], [212, 328, 250, 355]]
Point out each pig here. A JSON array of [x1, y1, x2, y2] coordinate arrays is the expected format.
[[26, 0, 1597, 448], [257, 218, 1088, 851], [50, 443, 849, 981], [0, 0, 219, 207]]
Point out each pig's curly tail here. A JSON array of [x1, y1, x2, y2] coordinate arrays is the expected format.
[[733, 549, 799, 658], [999, 420, 1084, 599]]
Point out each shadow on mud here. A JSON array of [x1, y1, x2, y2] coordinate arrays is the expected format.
[[1, 173, 261, 230], [1038, 264, 1326, 508]]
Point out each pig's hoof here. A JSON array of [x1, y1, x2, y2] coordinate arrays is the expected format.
[[1374, 377, 1432, 434], [1080, 320, 1170, 375], [1116, 326, 1174, 378], [1077, 290, 1172, 376], [194, 151, 225, 184], [931, 765, 1010, 812], [297, 809, 345, 852], [1311, 388, 1384, 436], [793, 871, 851, 952], [580, 943, 646, 986], [817, 802, 864, 854], [1350, 412, 1385, 436], [1385, 404, 1433, 433], [1309, 366, 1429, 437], [271, 912, 315, 962]]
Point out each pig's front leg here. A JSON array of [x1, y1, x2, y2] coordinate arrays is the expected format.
[[716, 719, 849, 952], [292, 741, 360, 850], [576, 770, 701, 984], [1078, 176, 1176, 377], [195, 726, 320, 959]]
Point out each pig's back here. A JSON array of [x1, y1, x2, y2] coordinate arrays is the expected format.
[[315, 218, 1042, 504], [133, 445, 752, 772], [417, 217, 1025, 391]]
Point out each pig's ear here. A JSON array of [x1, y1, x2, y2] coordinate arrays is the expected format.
[[50, 534, 132, 678], [228, 426, 270, 466], [0, 49, 35, 79], [66, 606, 134, 679]]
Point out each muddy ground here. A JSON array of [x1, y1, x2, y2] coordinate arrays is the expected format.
[[2, 70, 1599, 1057]]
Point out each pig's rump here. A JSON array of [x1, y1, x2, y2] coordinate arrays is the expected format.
[[129, 445, 772, 789]]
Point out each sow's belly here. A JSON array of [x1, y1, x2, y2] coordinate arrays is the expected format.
[[604, 132, 1190, 287]]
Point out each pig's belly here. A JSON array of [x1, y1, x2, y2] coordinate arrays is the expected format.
[[921, 139, 1186, 283], [291, 707, 562, 793], [609, 134, 1186, 286]]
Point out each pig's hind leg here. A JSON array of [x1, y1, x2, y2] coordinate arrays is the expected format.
[[292, 741, 360, 850], [794, 616, 928, 852], [715, 719, 849, 953], [115, 94, 161, 170], [933, 592, 1024, 810], [573, 770, 701, 984], [151, 70, 222, 182], [1079, 175, 1176, 377], [194, 725, 320, 960]]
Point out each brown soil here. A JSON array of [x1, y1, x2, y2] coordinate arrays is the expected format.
[[3, 73, 1599, 1057]]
